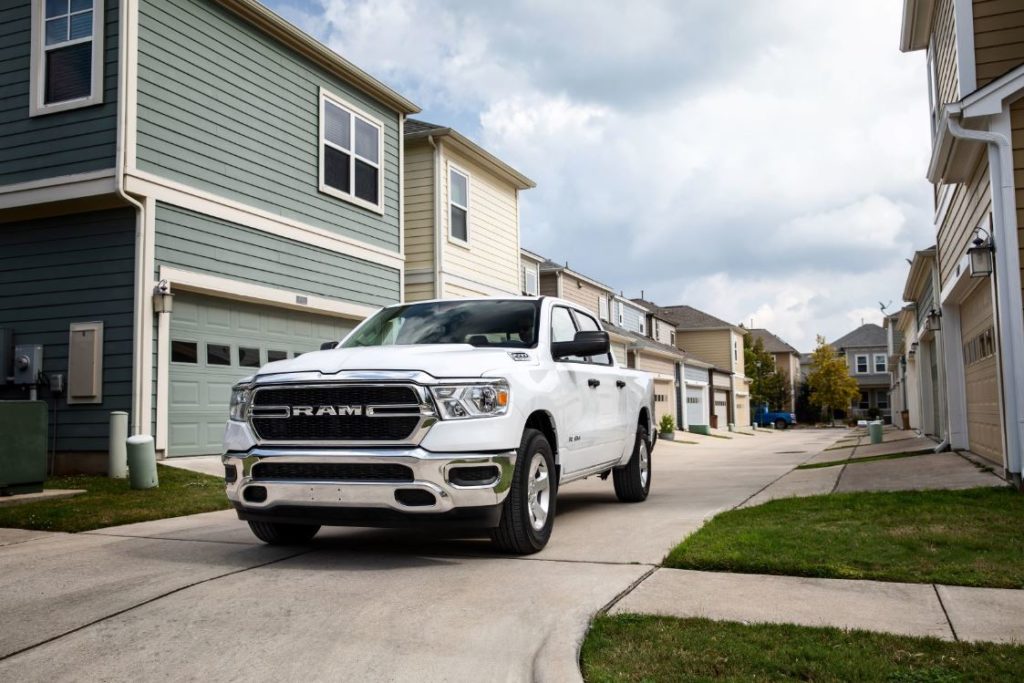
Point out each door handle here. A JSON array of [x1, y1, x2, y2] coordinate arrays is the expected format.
[[588, 378, 601, 388], [616, 380, 626, 389]]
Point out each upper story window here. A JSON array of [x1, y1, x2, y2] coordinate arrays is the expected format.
[[449, 166, 470, 243], [874, 354, 887, 373], [319, 88, 383, 213], [30, 0, 104, 116], [855, 354, 869, 373], [638, 315, 645, 335], [616, 301, 623, 325], [598, 295, 610, 322], [522, 265, 538, 295], [670, 330, 676, 346]]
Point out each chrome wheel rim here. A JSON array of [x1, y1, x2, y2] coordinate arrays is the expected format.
[[639, 441, 650, 488], [526, 453, 551, 531]]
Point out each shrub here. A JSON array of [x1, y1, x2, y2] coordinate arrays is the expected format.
[[659, 414, 675, 433]]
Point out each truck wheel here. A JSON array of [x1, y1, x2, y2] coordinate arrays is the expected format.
[[613, 425, 651, 503], [774, 419, 788, 430], [491, 428, 556, 555], [247, 520, 320, 545]]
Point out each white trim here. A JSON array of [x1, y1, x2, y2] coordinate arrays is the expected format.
[[447, 162, 470, 246], [398, 114, 405, 302], [124, 0, 138, 172], [158, 266, 379, 320], [155, 305, 170, 452], [854, 354, 869, 374], [953, 0, 976, 98], [0, 169, 116, 209], [138, 195, 156, 436], [873, 353, 888, 373], [124, 170, 404, 271], [683, 379, 709, 387], [317, 87, 385, 215], [29, 0, 105, 116]]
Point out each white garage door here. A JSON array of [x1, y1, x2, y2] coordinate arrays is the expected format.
[[686, 386, 706, 427], [168, 293, 356, 456], [713, 389, 729, 428]]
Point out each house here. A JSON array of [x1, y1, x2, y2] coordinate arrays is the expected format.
[[519, 248, 544, 296], [654, 305, 751, 429], [402, 120, 534, 301], [0, 0, 419, 467], [899, 246, 946, 438], [747, 328, 802, 412], [831, 324, 892, 422], [899, 0, 1024, 482], [885, 305, 921, 431]]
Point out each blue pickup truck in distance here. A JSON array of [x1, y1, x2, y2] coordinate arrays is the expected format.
[[753, 404, 797, 430]]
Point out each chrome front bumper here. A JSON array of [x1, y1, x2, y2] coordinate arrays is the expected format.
[[223, 447, 516, 518]]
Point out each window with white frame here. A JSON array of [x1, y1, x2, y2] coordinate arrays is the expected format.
[[855, 354, 869, 373], [616, 301, 623, 325], [874, 354, 887, 373], [522, 265, 538, 295], [670, 330, 676, 346], [449, 167, 469, 242], [319, 89, 382, 211], [31, 0, 104, 115], [639, 315, 645, 335], [598, 295, 609, 322]]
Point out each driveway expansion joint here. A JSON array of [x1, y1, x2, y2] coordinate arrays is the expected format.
[[933, 583, 960, 642]]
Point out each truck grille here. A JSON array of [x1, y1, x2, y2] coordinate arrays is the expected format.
[[251, 462, 414, 482], [250, 384, 428, 443]]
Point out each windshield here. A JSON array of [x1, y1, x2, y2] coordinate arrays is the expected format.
[[341, 300, 541, 349]]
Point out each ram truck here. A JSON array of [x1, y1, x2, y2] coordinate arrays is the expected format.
[[222, 297, 655, 554]]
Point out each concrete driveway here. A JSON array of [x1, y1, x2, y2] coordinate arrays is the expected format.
[[0, 429, 839, 682]]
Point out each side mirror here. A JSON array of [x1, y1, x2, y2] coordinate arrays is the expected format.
[[320, 341, 338, 350], [552, 330, 610, 359]]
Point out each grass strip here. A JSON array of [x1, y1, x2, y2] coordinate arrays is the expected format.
[[796, 449, 935, 470], [664, 487, 1024, 588], [581, 614, 1024, 682], [0, 465, 230, 533]]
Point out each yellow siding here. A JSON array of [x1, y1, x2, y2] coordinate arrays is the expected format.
[[439, 144, 520, 296], [611, 340, 628, 367], [403, 142, 436, 275], [731, 331, 745, 376], [934, 0, 960, 104], [444, 281, 491, 298], [974, 0, 1024, 87], [938, 154, 991, 288], [676, 329, 731, 369], [404, 281, 434, 302], [1013, 100, 1024, 307], [636, 353, 675, 378], [559, 275, 607, 317]]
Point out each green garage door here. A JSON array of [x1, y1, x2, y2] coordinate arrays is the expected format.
[[168, 293, 357, 456]]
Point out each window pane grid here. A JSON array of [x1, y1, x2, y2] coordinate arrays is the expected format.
[[321, 94, 381, 207]]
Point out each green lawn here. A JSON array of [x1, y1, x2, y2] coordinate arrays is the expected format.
[[664, 487, 1024, 588], [581, 614, 1024, 682], [0, 465, 231, 533]]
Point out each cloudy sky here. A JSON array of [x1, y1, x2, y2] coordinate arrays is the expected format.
[[267, 0, 934, 351]]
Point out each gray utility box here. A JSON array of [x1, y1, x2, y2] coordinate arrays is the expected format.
[[0, 401, 47, 495]]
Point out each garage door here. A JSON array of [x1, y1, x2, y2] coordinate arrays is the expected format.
[[168, 293, 356, 456], [959, 284, 1003, 466], [654, 378, 676, 431], [713, 389, 729, 428], [686, 386, 706, 427]]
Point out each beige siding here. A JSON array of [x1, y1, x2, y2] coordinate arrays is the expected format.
[[559, 275, 608, 318], [938, 154, 992, 287], [1013, 100, 1024, 307], [539, 271, 559, 297], [445, 281, 491, 298], [636, 352, 675, 378], [934, 0, 960, 104], [651, 318, 674, 346], [611, 339, 628, 367], [974, 0, 1024, 88], [403, 142, 436, 301], [731, 331, 745, 376], [439, 144, 520, 296], [676, 329, 731, 369]]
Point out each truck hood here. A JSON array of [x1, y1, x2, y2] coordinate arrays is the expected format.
[[254, 344, 539, 381]]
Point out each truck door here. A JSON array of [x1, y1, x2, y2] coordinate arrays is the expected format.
[[570, 309, 628, 461], [550, 306, 607, 475]]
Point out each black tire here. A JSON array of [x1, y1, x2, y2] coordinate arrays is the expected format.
[[247, 520, 320, 545], [491, 428, 556, 555], [775, 419, 788, 430], [613, 425, 651, 502]]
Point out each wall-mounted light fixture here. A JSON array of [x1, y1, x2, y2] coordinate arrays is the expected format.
[[968, 225, 994, 278], [908, 342, 918, 359], [925, 308, 942, 332]]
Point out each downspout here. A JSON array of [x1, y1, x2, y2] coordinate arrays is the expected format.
[[946, 114, 1024, 482], [426, 135, 443, 298], [116, 0, 148, 436]]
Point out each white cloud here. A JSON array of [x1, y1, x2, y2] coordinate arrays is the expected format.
[[268, 0, 934, 350]]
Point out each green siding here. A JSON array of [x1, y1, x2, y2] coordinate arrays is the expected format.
[[136, 0, 402, 251], [0, 208, 136, 452], [0, 0, 119, 185]]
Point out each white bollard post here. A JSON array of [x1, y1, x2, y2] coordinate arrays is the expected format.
[[108, 412, 129, 478]]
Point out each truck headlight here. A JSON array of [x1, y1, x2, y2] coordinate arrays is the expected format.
[[229, 382, 253, 421], [430, 381, 509, 419]]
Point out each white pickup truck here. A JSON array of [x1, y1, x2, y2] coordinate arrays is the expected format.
[[222, 297, 655, 554]]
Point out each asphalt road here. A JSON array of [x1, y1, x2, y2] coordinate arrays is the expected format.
[[0, 428, 839, 682]]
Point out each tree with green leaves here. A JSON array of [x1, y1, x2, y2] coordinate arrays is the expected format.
[[806, 335, 861, 426], [743, 334, 792, 410]]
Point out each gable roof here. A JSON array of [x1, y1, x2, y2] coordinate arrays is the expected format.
[[748, 328, 799, 355], [656, 305, 743, 333], [404, 118, 536, 189], [831, 323, 887, 349], [221, 0, 419, 114]]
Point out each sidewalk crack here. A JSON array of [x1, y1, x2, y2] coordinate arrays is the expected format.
[[932, 584, 959, 642]]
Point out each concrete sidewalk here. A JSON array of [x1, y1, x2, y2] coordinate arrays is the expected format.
[[611, 568, 1024, 644]]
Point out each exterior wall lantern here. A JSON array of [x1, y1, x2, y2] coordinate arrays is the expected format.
[[925, 309, 942, 332], [908, 342, 918, 359], [968, 226, 994, 278]]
